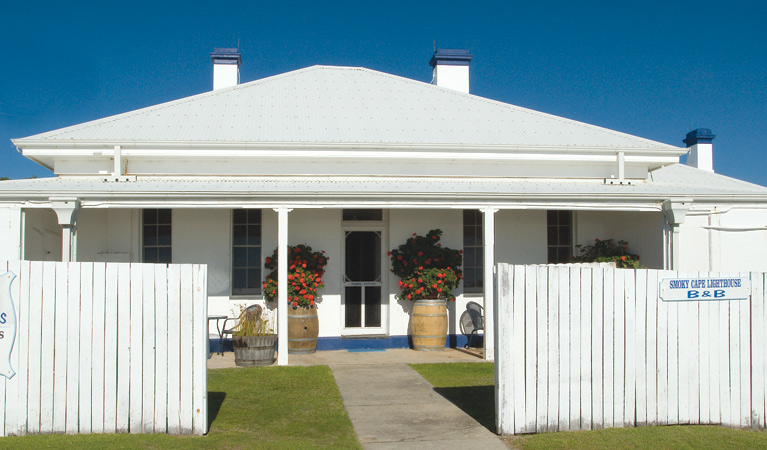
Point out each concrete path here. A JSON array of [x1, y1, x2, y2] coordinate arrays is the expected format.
[[331, 362, 508, 450]]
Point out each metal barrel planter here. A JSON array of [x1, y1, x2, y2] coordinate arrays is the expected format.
[[410, 298, 448, 351], [288, 306, 319, 354], [233, 335, 277, 366]]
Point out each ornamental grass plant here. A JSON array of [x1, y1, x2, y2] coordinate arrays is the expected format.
[[389, 229, 463, 301], [263, 244, 328, 308]]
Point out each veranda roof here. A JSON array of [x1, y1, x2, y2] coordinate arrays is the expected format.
[[1, 164, 765, 205]]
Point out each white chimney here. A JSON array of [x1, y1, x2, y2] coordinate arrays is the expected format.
[[683, 128, 715, 172], [430, 48, 473, 94], [210, 48, 241, 90]]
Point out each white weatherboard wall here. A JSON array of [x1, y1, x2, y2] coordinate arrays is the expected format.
[[495, 264, 767, 435], [0, 260, 208, 436]]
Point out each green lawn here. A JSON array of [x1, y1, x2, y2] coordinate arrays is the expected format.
[[410, 362, 767, 450], [2, 366, 361, 449]]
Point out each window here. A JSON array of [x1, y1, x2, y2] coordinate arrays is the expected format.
[[143, 209, 172, 263], [547, 210, 572, 263], [342, 209, 383, 221], [463, 210, 483, 293], [232, 209, 262, 295]]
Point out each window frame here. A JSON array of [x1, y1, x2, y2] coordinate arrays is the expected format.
[[463, 209, 483, 294], [142, 208, 172, 264], [547, 210, 573, 264], [231, 209, 263, 296]]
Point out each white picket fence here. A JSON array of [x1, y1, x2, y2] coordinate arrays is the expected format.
[[495, 264, 767, 435], [0, 260, 208, 436]]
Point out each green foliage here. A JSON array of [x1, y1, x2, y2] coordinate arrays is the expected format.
[[389, 229, 463, 301], [263, 244, 328, 308], [573, 238, 640, 269], [0, 177, 8, 181]]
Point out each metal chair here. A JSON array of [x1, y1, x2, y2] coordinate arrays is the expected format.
[[459, 301, 484, 349], [220, 304, 262, 355]]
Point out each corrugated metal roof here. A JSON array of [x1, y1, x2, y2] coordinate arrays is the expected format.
[[15, 66, 679, 151], [1, 165, 764, 202]]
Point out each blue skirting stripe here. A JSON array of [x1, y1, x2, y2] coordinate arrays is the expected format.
[[209, 334, 484, 353]]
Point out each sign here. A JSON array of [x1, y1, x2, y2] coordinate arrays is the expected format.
[[659, 276, 750, 302], [0, 271, 16, 379]]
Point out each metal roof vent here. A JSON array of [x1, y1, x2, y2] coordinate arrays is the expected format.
[[210, 47, 242, 91]]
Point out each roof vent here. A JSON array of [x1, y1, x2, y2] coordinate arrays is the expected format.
[[210, 48, 242, 91], [429, 48, 473, 94], [683, 128, 715, 172]]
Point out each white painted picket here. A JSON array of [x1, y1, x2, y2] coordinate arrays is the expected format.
[[0, 260, 208, 436], [496, 264, 767, 435]]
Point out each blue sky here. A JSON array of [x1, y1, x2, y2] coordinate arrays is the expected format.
[[2, 1, 765, 185]]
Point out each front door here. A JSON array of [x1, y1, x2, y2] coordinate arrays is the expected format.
[[343, 230, 385, 334]]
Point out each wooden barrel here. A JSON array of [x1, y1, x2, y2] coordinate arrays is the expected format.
[[233, 335, 276, 367], [410, 298, 447, 351], [288, 306, 319, 354]]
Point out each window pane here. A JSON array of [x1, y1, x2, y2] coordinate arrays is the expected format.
[[233, 225, 247, 245], [248, 209, 261, 223], [464, 248, 476, 269], [158, 247, 172, 264], [247, 225, 261, 245], [157, 225, 172, 246], [247, 269, 260, 290], [558, 247, 571, 263], [464, 225, 476, 246], [144, 209, 157, 224], [365, 286, 381, 327], [558, 210, 571, 225], [547, 210, 556, 224], [144, 247, 158, 263], [232, 269, 246, 290], [144, 225, 158, 246], [548, 247, 558, 264], [345, 287, 362, 327], [233, 209, 246, 224], [247, 247, 260, 267], [558, 226, 571, 245], [345, 231, 380, 281], [157, 209, 172, 224], [233, 247, 247, 268], [342, 209, 382, 221], [547, 226, 557, 246]]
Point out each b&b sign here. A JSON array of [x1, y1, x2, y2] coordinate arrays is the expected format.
[[659, 276, 751, 302]]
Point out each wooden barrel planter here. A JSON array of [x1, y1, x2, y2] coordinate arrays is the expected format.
[[288, 306, 319, 354], [233, 335, 277, 366], [410, 298, 448, 351]]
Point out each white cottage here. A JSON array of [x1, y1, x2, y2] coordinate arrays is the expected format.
[[2, 48, 767, 362]]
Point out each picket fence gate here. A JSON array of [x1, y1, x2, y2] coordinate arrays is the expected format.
[[0, 260, 208, 436], [495, 264, 767, 435]]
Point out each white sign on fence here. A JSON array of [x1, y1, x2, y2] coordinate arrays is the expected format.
[[0, 271, 15, 379], [659, 277, 750, 301]]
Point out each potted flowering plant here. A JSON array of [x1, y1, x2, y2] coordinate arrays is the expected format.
[[389, 229, 462, 350], [573, 238, 640, 269], [262, 244, 328, 354]]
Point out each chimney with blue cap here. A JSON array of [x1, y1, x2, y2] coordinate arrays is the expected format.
[[430, 48, 473, 94], [683, 129, 716, 172], [210, 47, 242, 91]]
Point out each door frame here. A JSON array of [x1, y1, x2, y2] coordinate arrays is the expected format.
[[340, 225, 388, 336]]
